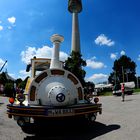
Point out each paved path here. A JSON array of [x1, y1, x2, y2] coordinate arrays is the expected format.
[[95, 93, 140, 140], [0, 94, 140, 140]]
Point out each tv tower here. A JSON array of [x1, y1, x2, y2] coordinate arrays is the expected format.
[[68, 0, 82, 53]]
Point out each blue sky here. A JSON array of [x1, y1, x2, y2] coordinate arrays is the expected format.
[[0, 0, 140, 83]]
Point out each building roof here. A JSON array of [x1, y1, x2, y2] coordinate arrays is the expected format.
[[5, 72, 15, 81]]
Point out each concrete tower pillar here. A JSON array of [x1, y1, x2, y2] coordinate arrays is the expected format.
[[68, 0, 82, 53], [50, 34, 64, 69], [71, 13, 80, 53]]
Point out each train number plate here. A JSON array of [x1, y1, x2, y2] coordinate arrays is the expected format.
[[47, 108, 74, 116]]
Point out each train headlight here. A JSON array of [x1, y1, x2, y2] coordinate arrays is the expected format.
[[94, 97, 99, 103], [9, 97, 15, 104], [17, 93, 25, 104], [56, 93, 65, 102]]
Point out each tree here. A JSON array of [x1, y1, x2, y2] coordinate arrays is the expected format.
[[20, 76, 29, 89], [64, 51, 87, 86], [108, 55, 137, 85], [84, 81, 95, 94], [15, 78, 23, 87], [0, 72, 7, 85], [4, 83, 14, 97], [15, 77, 29, 89]]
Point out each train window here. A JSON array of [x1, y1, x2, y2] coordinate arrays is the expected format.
[[67, 74, 78, 85], [51, 70, 65, 75], [30, 86, 36, 101], [77, 87, 83, 100], [35, 72, 48, 83]]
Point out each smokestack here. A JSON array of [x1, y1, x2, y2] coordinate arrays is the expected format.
[[50, 34, 64, 69]]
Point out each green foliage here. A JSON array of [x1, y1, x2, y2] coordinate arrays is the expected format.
[[4, 83, 14, 97], [15, 76, 29, 89], [0, 72, 8, 84], [84, 81, 95, 94], [15, 78, 22, 86], [98, 91, 112, 96], [0, 72, 29, 95], [134, 88, 140, 93], [108, 55, 137, 85], [64, 51, 86, 86]]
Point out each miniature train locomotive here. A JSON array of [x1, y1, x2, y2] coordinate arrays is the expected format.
[[7, 34, 102, 129]]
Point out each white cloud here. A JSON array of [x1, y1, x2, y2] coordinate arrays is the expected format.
[[19, 70, 30, 76], [86, 73, 108, 83], [19, 70, 30, 80], [138, 55, 140, 61], [0, 25, 3, 31], [95, 34, 115, 46], [8, 26, 12, 30], [21, 45, 68, 64], [86, 57, 106, 69], [120, 50, 125, 56], [90, 56, 96, 60], [59, 52, 68, 61], [9, 73, 16, 79], [21, 47, 36, 64], [7, 16, 16, 24], [0, 58, 7, 68], [110, 53, 117, 60]]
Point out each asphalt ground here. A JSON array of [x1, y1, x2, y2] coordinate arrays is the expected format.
[[94, 93, 140, 140], [0, 94, 140, 140]]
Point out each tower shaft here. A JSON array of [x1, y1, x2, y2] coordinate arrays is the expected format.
[[71, 12, 80, 53], [68, 0, 82, 53]]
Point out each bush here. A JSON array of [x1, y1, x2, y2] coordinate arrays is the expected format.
[[4, 83, 14, 97]]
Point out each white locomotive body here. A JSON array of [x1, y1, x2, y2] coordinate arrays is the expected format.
[[29, 68, 83, 106]]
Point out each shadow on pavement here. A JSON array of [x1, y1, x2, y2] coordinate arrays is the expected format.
[[123, 99, 133, 102], [0, 103, 4, 106], [24, 120, 120, 140]]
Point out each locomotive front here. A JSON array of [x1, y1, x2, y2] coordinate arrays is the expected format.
[[29, 68, 84, 107], [7, 34, 102, 129]]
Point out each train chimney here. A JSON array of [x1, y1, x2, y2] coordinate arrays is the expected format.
[[50, 34, 64, 69]]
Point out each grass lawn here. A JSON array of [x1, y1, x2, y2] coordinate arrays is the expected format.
[[100, 88, 140, 96], [134, 88, 140, 93], [98, 91, 112, 96]]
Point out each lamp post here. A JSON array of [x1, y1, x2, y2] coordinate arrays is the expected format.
[[121, 66, 125, 101], [136, 75, 139, 88], [122, 66, 125, 83]]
